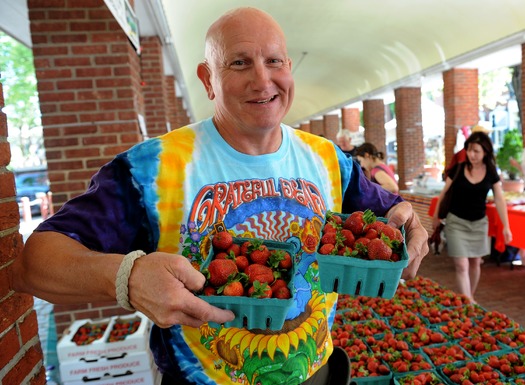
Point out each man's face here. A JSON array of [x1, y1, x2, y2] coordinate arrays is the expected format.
[[200, 13, 294, 134]]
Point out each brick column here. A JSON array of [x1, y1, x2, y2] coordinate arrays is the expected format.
[[310, 119, 324, 136], [394, 87, 425, 190], [443, 68, 479, 168], [29, 0, 145, 211], [299, 122, 311, 133], [29, 0, 146, 334], [363, 99, 386, 155], [341, 107, 360, 132], [141, 36, 169, 137], [323, 114, 340, 141], [521, 43, 525, 146], [165, 75, 177, 131], [1, 75, 46, 383]]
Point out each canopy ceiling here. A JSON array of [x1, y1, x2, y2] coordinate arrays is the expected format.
[[157, 0, 525, 126], [1, 1, 525, 127]]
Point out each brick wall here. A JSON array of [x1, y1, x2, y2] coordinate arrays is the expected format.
[[28, 0, 146, 334], [363, 99, 387, 156], [299, 122, 311, 133], [522, 43, 525, 146], [1, 74, 46, 384], [29, 0, 145, 210], [141, 36, 169, 137], [165, 75, 177, 131], [341, 107, 360, 132], [323, 114, 340, 141], [394, 87, 425, 189], [443, 68, 479, 168], [310, 119, 324, 136]]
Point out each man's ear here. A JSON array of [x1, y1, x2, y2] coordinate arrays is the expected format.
[[197, 62, 215, 100]]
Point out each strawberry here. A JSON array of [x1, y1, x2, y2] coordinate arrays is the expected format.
[[212, 231, 233, 251], [323, 222, 338, 234], [271, 278, 288, 291], [215, 251, 228, 259], [226, 243, 241, 256], [321, 232, 337, 245], [229, 254, 249, 271], [343, 211, 365, 235], [248, 281, 272, 298], [380, 224, 404, 243], [326, 211, 343, 225], [273, 285, 291, 299], [269, 249, 292, 270], [244, 264, 275, 284], [221, 280, 244, 297], [240, 240, 252, 256], [205, 259, 238, 287], [203, 286, 216, 296], [250, 243, 271, 265], [340, 229, 355, 247], [318, 243, 336, 255], [367, 238, 392, 260]]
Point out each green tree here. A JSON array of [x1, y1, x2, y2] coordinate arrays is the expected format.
[[0, 31, 43, 168]]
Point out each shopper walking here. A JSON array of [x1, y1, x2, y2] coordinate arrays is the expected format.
[[432, 131, 512, 302]]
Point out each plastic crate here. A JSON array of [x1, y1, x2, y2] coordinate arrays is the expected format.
[[317, 216, 408, 298], [199, 237, 295, 330]]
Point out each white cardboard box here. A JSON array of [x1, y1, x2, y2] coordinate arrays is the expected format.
[[64, 366, 161, 385], [57, 312, 151, 363], [60, 350, 154, 383]]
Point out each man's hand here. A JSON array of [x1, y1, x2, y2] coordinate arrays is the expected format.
[[385, 201, 429, 279], [127, 252, 235, 328]]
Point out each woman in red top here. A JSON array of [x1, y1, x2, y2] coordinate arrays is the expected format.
[[355, 142, 399, 194]]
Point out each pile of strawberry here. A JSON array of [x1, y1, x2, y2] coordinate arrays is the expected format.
[[317, 209, 404, 261], [201, 231, 293, 299]]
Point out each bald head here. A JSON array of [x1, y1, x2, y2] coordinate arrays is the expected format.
[[204, 7, 288, 64]]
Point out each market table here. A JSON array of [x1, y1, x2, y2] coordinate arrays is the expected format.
[[427, 196, 525, 253], [335, 276, 525, 385]]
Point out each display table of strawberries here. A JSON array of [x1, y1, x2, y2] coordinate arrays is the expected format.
[[335, 276, 525, 385]]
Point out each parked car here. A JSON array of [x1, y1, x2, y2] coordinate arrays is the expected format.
[[14, 167, 50, 216]]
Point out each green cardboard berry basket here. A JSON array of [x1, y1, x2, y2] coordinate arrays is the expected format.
[[393, 370, 447, 385], [317, 215, 408, 298], [199, 237, 296, 331]]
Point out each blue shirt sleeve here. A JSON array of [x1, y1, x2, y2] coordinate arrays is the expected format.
[[35, 156, 154, 254]]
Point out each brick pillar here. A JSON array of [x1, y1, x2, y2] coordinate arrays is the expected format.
[[299, 122, 311, 133], [341, 107, 360, 132], [29, 0, 145, 211], [176, 97, 190, 127], [165, 75, 177, 131], [394, 87, 425, 190], [323, 114, 340, 141], [141, 36, 169, 137], [521, 43, 525, 146], [29, 0, 145, 334], [363, 99, 386, 156], [1, 76, 46, 383], [443, 68, 479, 168], [310, 119, 324, 136]]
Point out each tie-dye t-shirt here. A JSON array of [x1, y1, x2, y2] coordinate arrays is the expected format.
[[37, 118, 402, 385]]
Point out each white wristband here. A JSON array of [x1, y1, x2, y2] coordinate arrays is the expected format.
[[115, 250, 146, 311]]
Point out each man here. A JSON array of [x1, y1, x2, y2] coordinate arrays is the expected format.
[[10, 7, 429, 385], [335, 128, 357, 157]]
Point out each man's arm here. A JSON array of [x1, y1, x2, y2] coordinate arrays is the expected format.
[[10, 231, 235, 328]]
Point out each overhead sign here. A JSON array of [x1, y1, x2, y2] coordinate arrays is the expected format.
[[104, 0, 140, 53]]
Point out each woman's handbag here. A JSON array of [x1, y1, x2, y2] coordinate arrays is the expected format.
[[437, 163, 464, 219]]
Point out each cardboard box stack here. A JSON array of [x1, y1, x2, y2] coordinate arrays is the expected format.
[[57, 312, 161, 385]]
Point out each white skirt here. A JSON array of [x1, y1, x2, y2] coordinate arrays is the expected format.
[[444, 213, 489, 257]]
